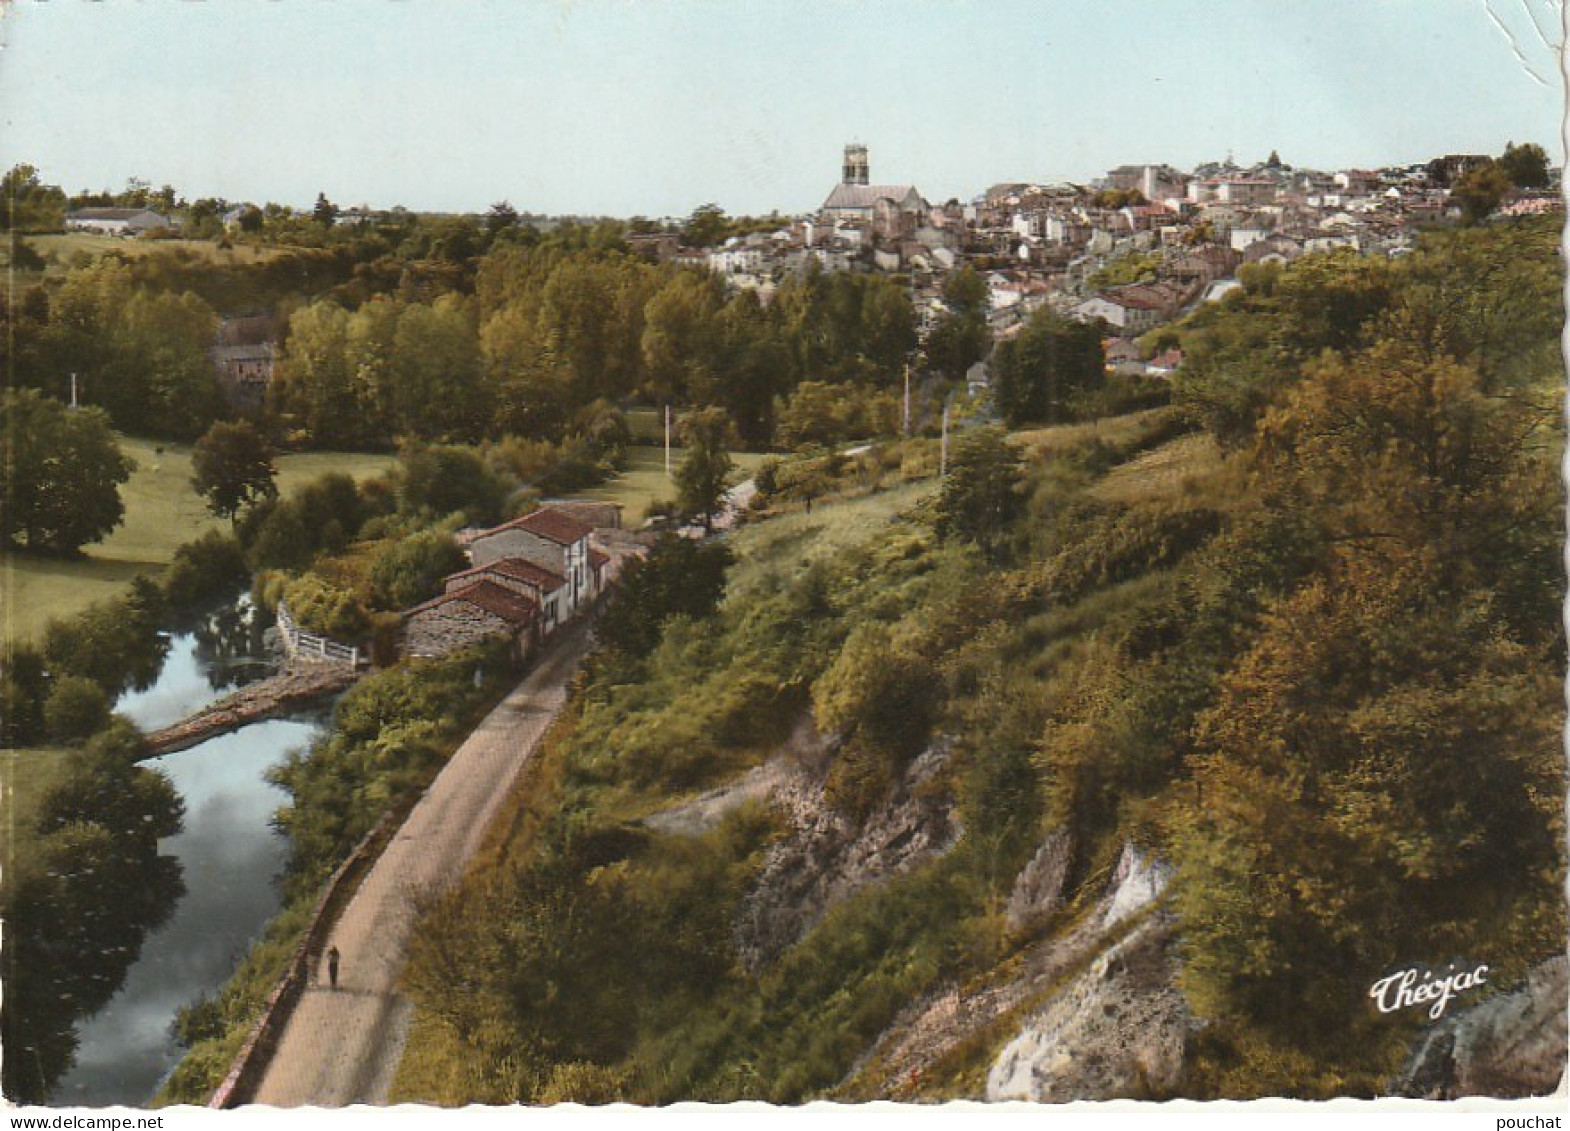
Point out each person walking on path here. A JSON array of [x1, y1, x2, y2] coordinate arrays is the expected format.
[[327, 946, 341, 991]]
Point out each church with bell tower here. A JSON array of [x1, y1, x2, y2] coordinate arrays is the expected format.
[[821, 142, 926, 225]]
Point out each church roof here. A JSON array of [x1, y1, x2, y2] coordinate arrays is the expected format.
[[822, 183, 924, 211]]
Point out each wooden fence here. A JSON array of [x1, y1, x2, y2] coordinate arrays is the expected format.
[[276, 601, 362, 667]]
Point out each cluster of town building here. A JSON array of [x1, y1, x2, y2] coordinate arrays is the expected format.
[[72, 144, 1560, 405]]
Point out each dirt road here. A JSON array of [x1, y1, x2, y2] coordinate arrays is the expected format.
[[251, 621, 592, 1107]]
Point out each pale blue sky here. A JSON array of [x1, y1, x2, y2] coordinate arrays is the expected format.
[[0, 0, 1561, 217]]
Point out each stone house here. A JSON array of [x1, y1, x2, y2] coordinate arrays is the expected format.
[[467, 507, 597, 615], [442, 557, 569, 635], [402, 580, 539, 661]]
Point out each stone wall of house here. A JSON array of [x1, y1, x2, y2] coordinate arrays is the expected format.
[[404, 602, 512, 658], [469, 529, 565, 575]]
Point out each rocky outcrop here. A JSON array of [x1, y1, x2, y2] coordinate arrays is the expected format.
[[842, 840, 1180, 1099], [734, 736, 960, 969], [1102, 843, 1172, 930], [1005, 831, 1074, 934], [986, 912, 1190, 1102], [1396, 955, 1568, 1099]]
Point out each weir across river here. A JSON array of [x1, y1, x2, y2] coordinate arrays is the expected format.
[[142, 660, 361, 757]]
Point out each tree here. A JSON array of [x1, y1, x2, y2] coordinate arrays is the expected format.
[[313, 192, 339, 227], [191, 420, 278, 524], [370, 530, 469, 610], [681, 203, 729, 248], [595, 536, 733, 660], [43, 676, 113, 743], [1498, 141, 1550, 189], [674, 408, 734, 533], [932, 425, 1024, 560], [1, 390, 134, 553], [486, 199, 520, 237], [1, 164, 67, 231], [1449, 160, 1513, 224], [990, 309, 1104, 426]]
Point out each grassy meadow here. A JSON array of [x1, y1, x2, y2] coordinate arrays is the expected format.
[[579, 445, 767, 526], [2, 438, 396, 644], [4, 233, 289, 290]]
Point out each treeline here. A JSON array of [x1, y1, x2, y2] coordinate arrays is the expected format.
[[392, 214, 1564, 1101], [8, 220, 921, 451], [271, 243, 916, 450]]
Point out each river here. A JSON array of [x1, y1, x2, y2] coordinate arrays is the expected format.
[[47, 607, 329, 1108]]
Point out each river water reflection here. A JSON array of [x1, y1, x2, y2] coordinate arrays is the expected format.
[[48, 607, 327, 1107]]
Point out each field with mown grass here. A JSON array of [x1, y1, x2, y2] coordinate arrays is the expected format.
[[2, 438, 396, 644], [577, 445, 766, 526]]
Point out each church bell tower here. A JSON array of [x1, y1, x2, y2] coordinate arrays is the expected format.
[[842, 143, 869, 186]]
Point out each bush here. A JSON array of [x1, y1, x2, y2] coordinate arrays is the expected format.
[[42, 577, 167, 694], [43, 676, 113, 743], [281, 574, 371, 641], [369, 529, 467, 610], [163, 530, 249, 612]]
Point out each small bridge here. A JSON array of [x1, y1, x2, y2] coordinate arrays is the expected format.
[[142, 660, 362, 758]]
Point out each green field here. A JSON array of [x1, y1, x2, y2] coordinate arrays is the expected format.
[[2, 438, 396, 644], [2, 747, 72, 867], [577, 445, 766, 526], [4, 233, 288, 288]]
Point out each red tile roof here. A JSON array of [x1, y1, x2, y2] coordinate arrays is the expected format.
[[480, 506, 594, 545], [404, 580, 538, 626], [445, 557, 566, 594]]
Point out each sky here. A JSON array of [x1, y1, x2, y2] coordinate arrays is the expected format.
[[0, 0, 1562, 219]]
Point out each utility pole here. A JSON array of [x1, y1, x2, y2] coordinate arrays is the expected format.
[[902, 362, 911, 437], [664, 404, 672, 476], [69, 372, 79, 409], [940, 402, 950, 478]]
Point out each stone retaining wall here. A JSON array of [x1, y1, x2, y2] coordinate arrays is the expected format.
[[206, 794, 418, 1109]]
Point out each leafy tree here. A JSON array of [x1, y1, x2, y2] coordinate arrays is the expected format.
[[640, 269, 723, 403], [813, 621, 944, 816], [681, 203, 729, 248], [1498, 141, 1550, 189], [674, 407, 734, 532], [485, 200, 520, 237], [272, 301, 357, 446], [1171, 564, 1562, 1062], [1, 163, 67, 231], [391, 294, 486, 440], [925, 308, 989, 379], [595, 536, 733, 660], [282, 573, 371, 641], [1449, 160, 1513, 224], [369, 529, 468, 610], [397, 442, 509, 525], [191, 420, 279, 524], [313, 192, 339, 226], [932, 425, 1024, 560], [990, 309, 1104, 426], [1, 390, 134, 553], [942, 267, 988, 318], [42, 676, 113, 743]]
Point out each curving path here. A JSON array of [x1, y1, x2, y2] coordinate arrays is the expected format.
[[251, 620, 593, 1107]]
